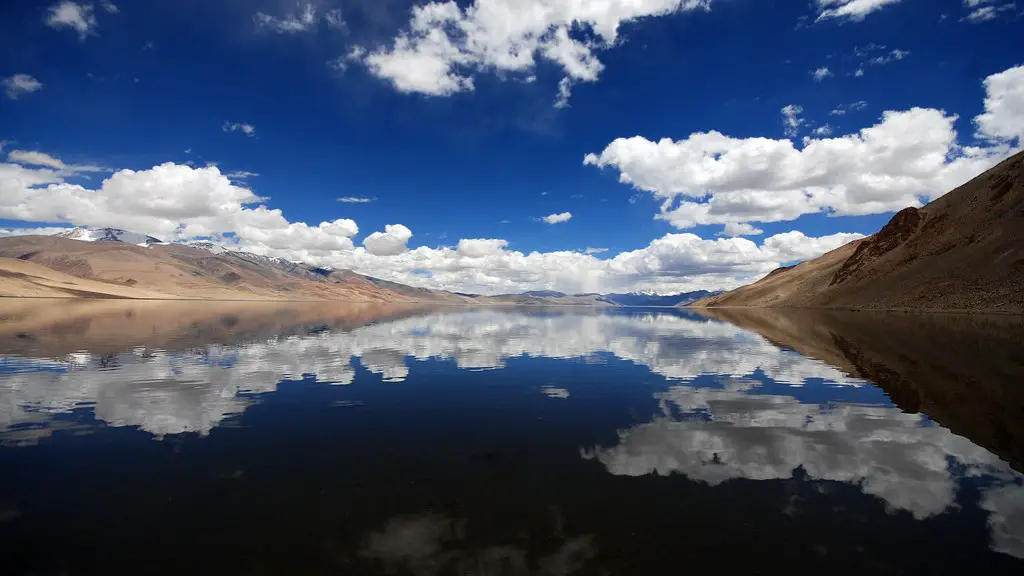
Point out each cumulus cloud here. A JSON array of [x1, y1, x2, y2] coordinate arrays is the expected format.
[[0, 159, 361, 259], [338, 230, 859, 295], [254, 3, 318, 33], [584, 65, 1021, 235], [542, 212, 572, 224], [815, 0, 902, 22], [363, 224, 413, 256], [354, 0, 712, 104], [3, 74, 43, 100], [223, 122, 256, 137], [45, 1, 98, 39], [811, 66, 833, 81], [1, 153, 865, 294], [457, 238, 509, 258], [975, 64, 1024, 146]]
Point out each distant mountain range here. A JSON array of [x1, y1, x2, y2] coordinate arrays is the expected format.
[[0, 228, 717, 305], [56, 227, 164, 246], [694, 149, 1024, 312], [602, 291, 721, 307]]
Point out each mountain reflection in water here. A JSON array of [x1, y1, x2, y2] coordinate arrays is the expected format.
[[1, 300, 1023, 574]]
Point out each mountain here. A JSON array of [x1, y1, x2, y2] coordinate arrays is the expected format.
[[0, 235, 470, 302], [56, 227, 164, 246], [185, 240, 229, 254], [0, 233, 612, 304], [602, 291, 720, 307], [520, 290, 567, 298], [694, 149, 1024, 312], [0, 256, 176, 299]]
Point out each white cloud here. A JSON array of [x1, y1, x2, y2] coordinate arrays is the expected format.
[[3, 74, 43, 100], [223, 122, 256, 137], [812, 124, 833, 136], [811, 66, 832, 81], [781, 104, 804, 137], [7, 150, 66, 169], [337, 196, 376, 203], [100, 1, 118, 14], [721, 222, 763, 237], [815, 0, 902, 22], [584, 247, 609, 254], [45, 1, 98, 39], [584, 65, 1020, 235], [0, 155, 857, 294], [554, 77, 574, 109], [963, 2, 1017, 22], [354, 0, 712, 104], [457, 238, 509, 258], [224, 170, 259, 180], [325, 8, 345, 30], [829, 100, 868, 115], [6, 149, 105, 174], [0, 159, 361, 258], [329, 230, 859, 295], [542, 212, 572, 224], [363, 224, 413, 256], [868, 48, 910, 65], [254, 3, 318, 33], [975, 64, 1024, 145]]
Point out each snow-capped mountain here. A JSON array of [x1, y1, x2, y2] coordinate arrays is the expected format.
[[184, 241, 229, 254], [55, 227, 164, 246]]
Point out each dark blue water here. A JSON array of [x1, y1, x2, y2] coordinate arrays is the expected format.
[[1, 301, 1022, 574]]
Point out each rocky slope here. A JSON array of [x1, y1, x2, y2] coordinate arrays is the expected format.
[[694, 149, 1024, 311]]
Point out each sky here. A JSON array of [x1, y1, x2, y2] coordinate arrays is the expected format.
[[0, 0, 1022, 295]]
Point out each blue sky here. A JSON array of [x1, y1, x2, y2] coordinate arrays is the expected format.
[[0, 0, 1022, 294]]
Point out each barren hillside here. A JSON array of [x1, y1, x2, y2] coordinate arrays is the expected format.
[[694, 149, 1024, 311], [0, 236, 466, 302]]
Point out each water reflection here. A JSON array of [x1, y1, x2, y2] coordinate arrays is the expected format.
[[1, 300, 1024, 571], [1, 304, 866, 440], [358, 514, 595, 575]]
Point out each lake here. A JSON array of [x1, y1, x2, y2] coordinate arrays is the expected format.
[[1, 300, 1023, 575]]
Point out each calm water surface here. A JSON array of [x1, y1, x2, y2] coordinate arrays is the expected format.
[[1, 300, 1023, 575]]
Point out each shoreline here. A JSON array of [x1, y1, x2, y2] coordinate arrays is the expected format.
[[2, 295, 1022, 314]]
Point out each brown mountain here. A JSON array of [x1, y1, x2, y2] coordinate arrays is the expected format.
[[0, 235, 476, 302], [694, 149, 1024, 311], [0, 234, 619, 305]]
